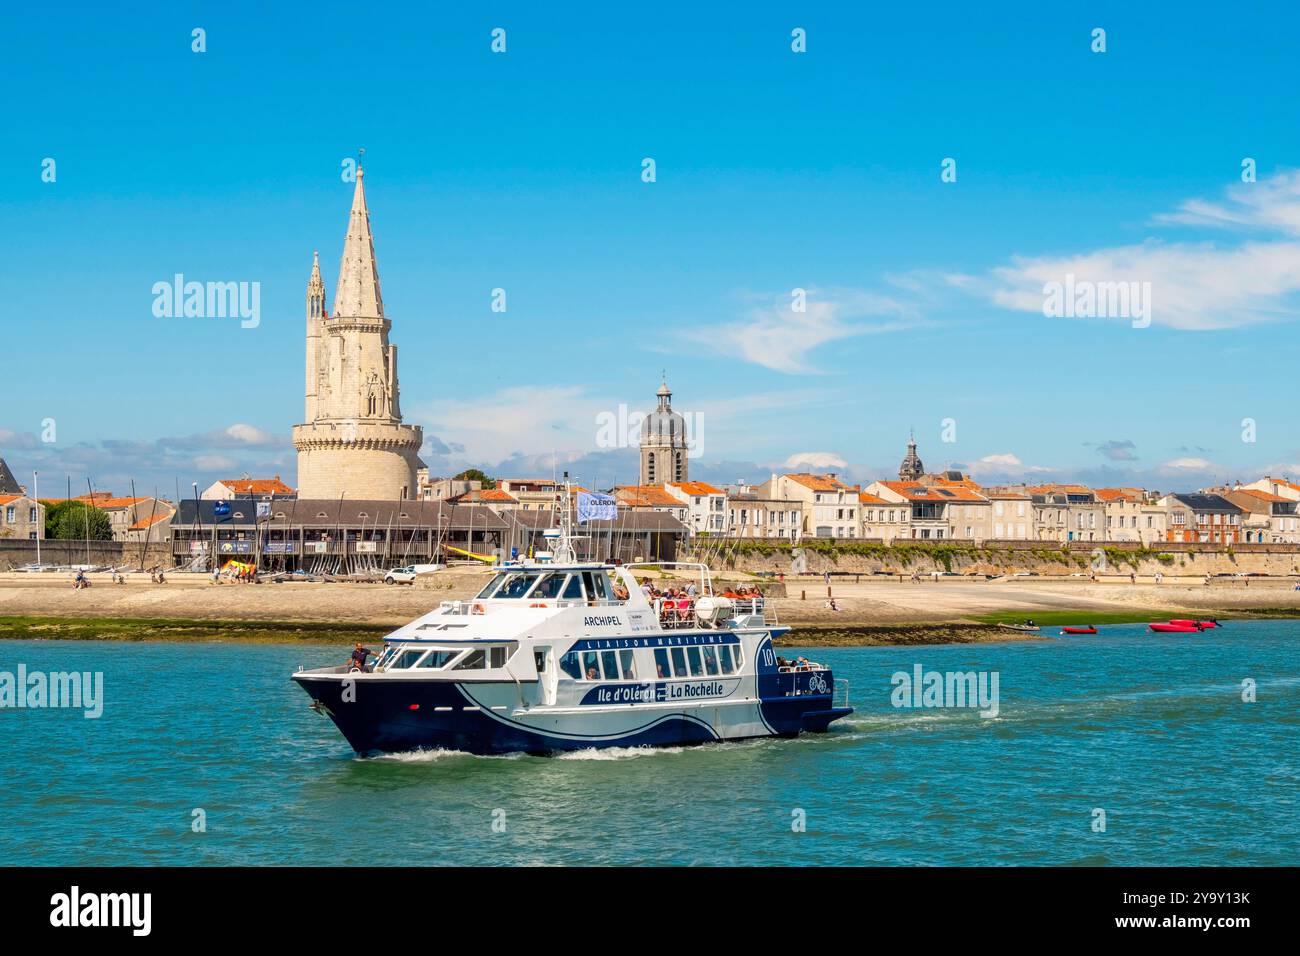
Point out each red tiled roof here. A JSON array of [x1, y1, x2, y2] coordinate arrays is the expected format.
[[876, 480, 987, 503], [74, 494, 151, 509], [128, 512, 171, 530], [667, 481, 723, 496], [1233, 488, 1290, 503], [858, 492, 889, 505], [616, 485, 683, 507], [460, 489, 518, 503], [784, 473, 852, 492], [218, 477, 295, 495]]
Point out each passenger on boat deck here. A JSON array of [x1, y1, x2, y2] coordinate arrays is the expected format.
[[349, 643, 375, 672], [612, 583, 629, 601]]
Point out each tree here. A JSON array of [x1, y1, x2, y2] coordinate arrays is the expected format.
[[453, 468, 496, 490], [45, 501, 113, 540]]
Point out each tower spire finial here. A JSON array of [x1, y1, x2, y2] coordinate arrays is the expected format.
[[333, 158, 383, 319]]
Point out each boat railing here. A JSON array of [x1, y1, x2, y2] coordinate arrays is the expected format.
[[729, 597, 777, 625], [653, 597, 698, 629], [833, 678, 850, 709]]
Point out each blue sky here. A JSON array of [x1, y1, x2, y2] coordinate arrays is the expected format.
[[4, 1, 1300, 497]]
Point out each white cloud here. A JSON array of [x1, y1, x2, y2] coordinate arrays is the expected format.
[[193, 454, 239, 471], [683, 288, 920, 374], [1161, 457, 1212, 470], [966, 453, 1051, 477], [784, 451, 848, 470], [223, 423, 278, 445], [962, 170, 1300, 331]]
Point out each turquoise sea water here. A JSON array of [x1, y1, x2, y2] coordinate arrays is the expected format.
[[1, 622, 1296, 866]]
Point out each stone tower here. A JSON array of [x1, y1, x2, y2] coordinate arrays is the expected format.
[[639, 379, 688, 485], [898, 432, 924, 481], [292, 167, 424, 499]]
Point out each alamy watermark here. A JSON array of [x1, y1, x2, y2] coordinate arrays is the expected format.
[[890, 664, 999, 718], [1042, 273, 1152, 328], [152, 273, 260, 329], [0, 664, 104, 718], [595, 404, 705, 458]]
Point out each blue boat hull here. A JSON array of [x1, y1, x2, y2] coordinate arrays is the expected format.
[[292, 670, 851, 756]]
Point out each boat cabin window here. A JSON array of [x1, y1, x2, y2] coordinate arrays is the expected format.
[[702, 646, 720, 676], [582, 571, 609, 603], [686, 647, 704, 677], [559, 651, 582, 679], [654, 648, 670, 678], [417, 649, 461, 669], [449, 644, 516, 670], [475, 572, 508, 599], [529, 572, 566, 600], [561, 648, 637, 681], [718, 645, 735, 674], [455, 649, 486, 670], [562, 575, 585, 600], [390, 648, 426, 669], [670, 647, 687, 677]]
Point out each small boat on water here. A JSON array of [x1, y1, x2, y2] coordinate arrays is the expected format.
[[1060, 626, 1098, 635], [1148, 622, 1200, 633], [998, 623, 1040, 633]]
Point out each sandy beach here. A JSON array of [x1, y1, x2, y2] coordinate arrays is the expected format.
[[2, 568, 1296, 645]]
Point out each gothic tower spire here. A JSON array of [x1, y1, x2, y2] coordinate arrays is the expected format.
[[333, 166, 384, 320], [304, 251, 325, 421], [294, 168, 423, 500]]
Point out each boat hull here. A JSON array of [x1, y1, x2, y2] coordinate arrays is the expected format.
[[293, 665, 850, 756]]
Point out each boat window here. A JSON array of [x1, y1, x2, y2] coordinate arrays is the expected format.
[[732, 644, 744, 669], [718, 645, 735, 674], [670, 647, 687, 677], [376, 646, 399, 668], [391, 648, 427, 669], [654, 649, 671, 679], [619, 649, 636, 680], [582, 651, 601, 681], [497, 573, 539, 599], [534, 651, 547, 672], [600, 650, 619, 679], [489, 645, 510, 669], [475, 572, 508, 599], [562, 575, 585, 600], [454, 649, 487, 670], [559, 651, 582, 679], [529, 573, 566, 600], [702, 646, 719, 676], [416, 649, 461, 669], [686, 647, 704, 677]]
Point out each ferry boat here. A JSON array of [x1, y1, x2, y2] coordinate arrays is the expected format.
[[292, 506, 852, 756]]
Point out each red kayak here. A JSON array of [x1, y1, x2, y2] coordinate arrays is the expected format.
[[1149, 622, 1200, 633], [1169, 619, 1218, 628], [1061, 626, 1098, 634]]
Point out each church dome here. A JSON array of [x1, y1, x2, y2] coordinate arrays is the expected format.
[[641, 380, 686, 446]]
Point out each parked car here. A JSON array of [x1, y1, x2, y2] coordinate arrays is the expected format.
[[383, 563, 444, 585]]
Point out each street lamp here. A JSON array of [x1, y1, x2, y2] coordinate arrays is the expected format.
[[33, 470, 40, 567]]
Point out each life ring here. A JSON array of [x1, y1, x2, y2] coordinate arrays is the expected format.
[[471, 603, 486, 615]]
